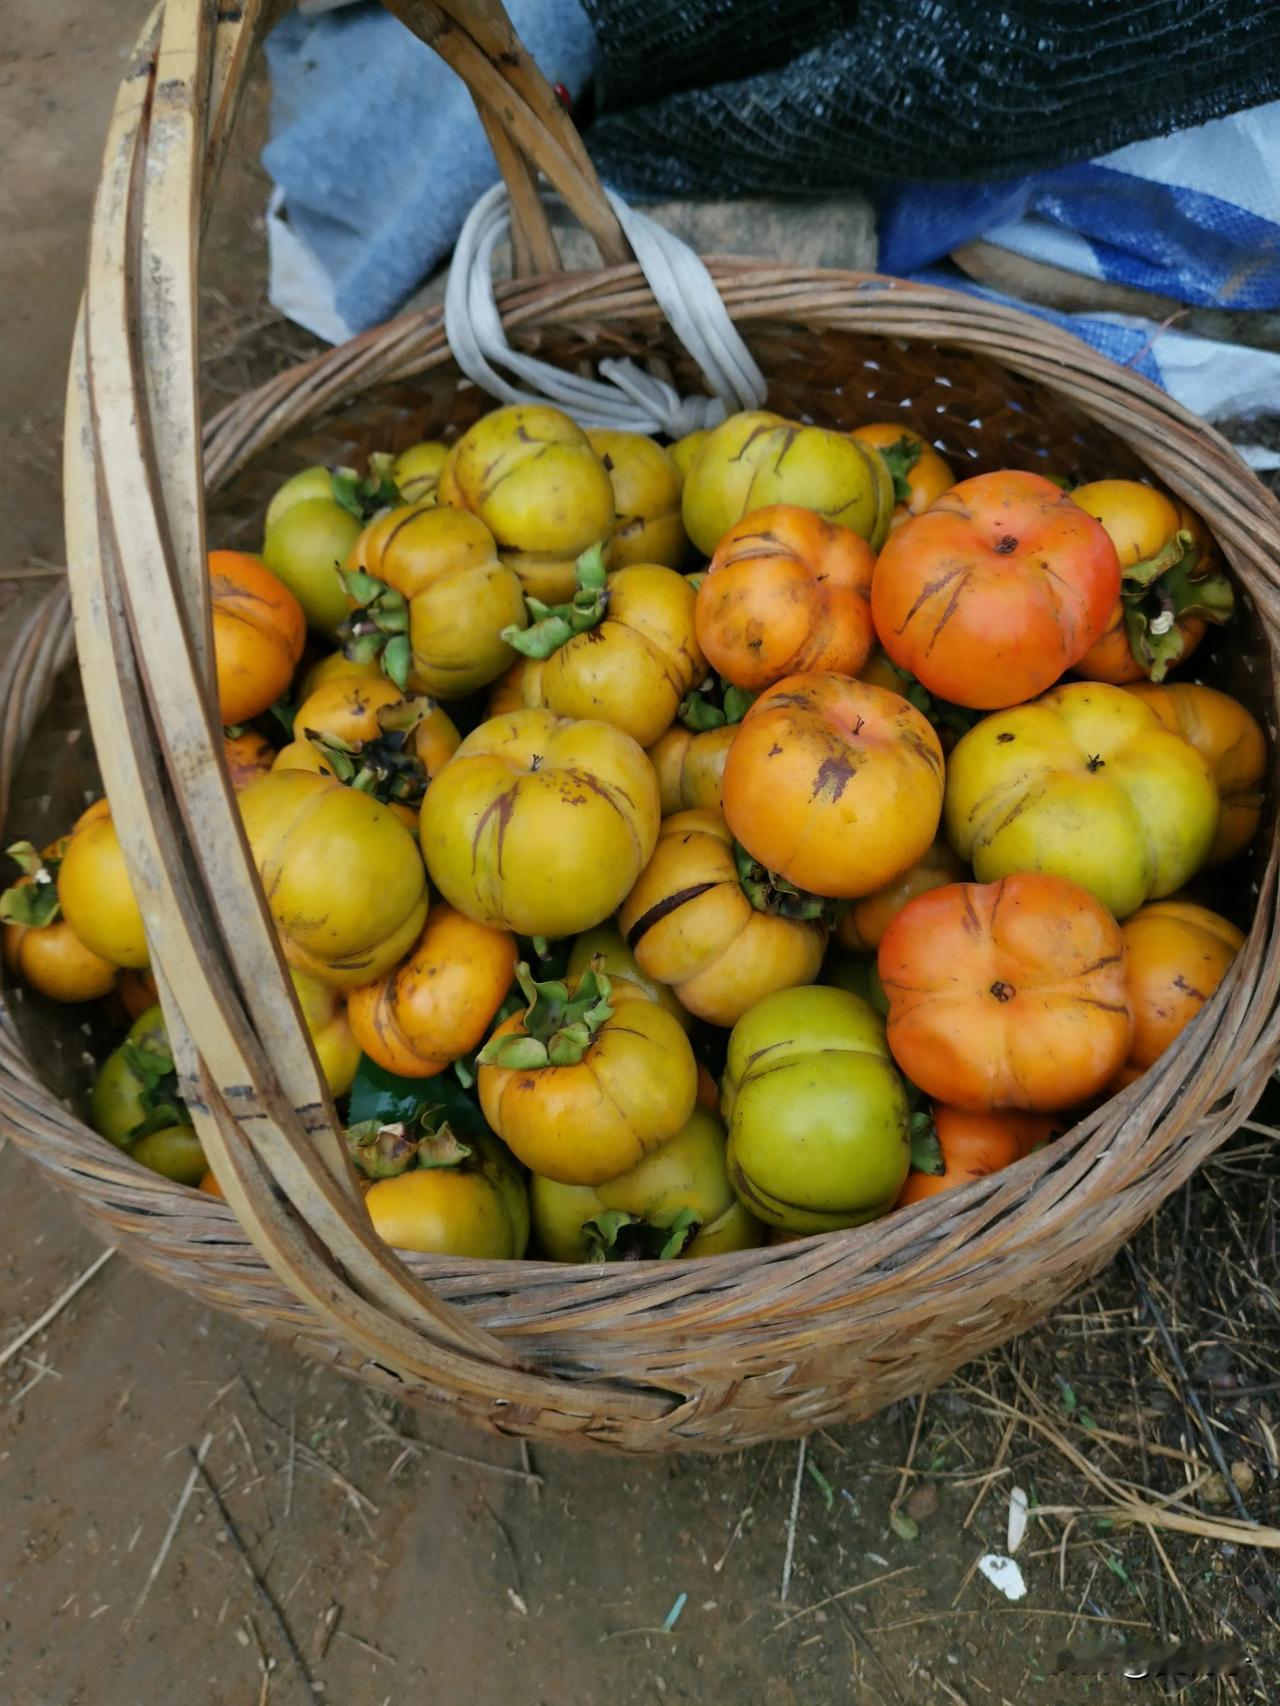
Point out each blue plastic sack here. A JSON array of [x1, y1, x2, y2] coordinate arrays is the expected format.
[[879, 101, 1280, 310]]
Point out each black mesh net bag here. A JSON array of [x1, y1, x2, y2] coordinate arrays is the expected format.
[[580, 0, 1280, 196]]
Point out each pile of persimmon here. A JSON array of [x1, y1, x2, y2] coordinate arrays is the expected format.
[[4, 402, 1263, 1255]]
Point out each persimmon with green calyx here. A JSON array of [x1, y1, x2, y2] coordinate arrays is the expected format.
[[91, 1004, 179, 1146], [275, 674, 460, 823], [944, 680, 1219, 919], [530, 1105, 764, 1262], [618, 808, 830, 1026], [57, 804, 149, 970], [588, 429, 687, 570], [1, 838, 118, 1002], [498, 543, 704, 747], [721, 984, 911, 1233], [265, 455, 399, 533], [566, 923, 691, 1031], [352, 1115, 529, 1259], [438, 404, 615, 603], [339, 504, 527, 698], [89, 1004, 205, 1183], [682, 410, 894, 558], [264, 456, 400, 631], [420, 707, 659, 939], [1070, 482, 1234, 684], [896, 1105, 1060, 1206], [850, 424, 954, 532], [645, 676, 754, 816], [238, 769, 428, 988], [477, 962, 697, 1185]]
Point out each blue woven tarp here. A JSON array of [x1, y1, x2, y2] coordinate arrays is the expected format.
[[879, 102, 1280, 310]]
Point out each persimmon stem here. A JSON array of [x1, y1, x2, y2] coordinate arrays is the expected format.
[[502, 543, 609, 658], [1119, 528, 1235, 682], [733, 843, 834, 924], [476, 963, 613, 1070]]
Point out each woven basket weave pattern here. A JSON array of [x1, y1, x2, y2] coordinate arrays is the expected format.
[[0, 0, 1277, 1451]]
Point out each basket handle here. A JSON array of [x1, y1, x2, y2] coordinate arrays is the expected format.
[[63, 0, 676, 1423], [380, 0, 631, 275]]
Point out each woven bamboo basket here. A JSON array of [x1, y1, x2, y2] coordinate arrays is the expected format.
[[2, 0, 1279, 1453]]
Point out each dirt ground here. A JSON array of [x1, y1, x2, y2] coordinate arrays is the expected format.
[[2, 5, 1279, 1704]]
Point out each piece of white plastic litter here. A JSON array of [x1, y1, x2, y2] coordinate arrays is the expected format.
[[977, 1553, 1027, 1601]]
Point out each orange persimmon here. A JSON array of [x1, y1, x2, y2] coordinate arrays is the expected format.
[[347, 905, 518, 1077], [210, 549, 306, 725], [850, 424, 954, 532], [878, 872, 1133, 1112], [1112, 899, 1244, 1089], [695, 505, 876, 690], [721, 673, 944, 899], [896, 1105, 1059, 1205], [871, 471, 1119, 709]]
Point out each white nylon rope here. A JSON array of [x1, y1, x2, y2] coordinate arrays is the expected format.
[[444, 181, 767, 436]]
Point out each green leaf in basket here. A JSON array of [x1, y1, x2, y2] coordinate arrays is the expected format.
[[872, 434, 923, 507], [351, 1057, 453, 1129], [583, 1206, 702, 1263], [1120, 528, 1235, 682], [0, 841, 62, 929], [909, 1110, 944, 1175]]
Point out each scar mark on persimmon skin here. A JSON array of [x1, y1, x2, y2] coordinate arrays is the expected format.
[[962, 890, 983, 938], [472, 788, 517, 876], [1172, 973, 1209, 1001], [728, 423, 777, 464], [894, 565, 967, 637], [625, 883, 719, 949], [1076, 953, 1123, 976], [923, 570, 973, 656], [987, 879, 1008, 935], [811, 756, 855, 803]]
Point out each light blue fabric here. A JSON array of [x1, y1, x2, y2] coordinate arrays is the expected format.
[[263, 0, 596, 335]]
